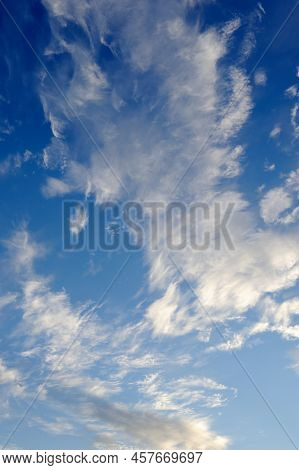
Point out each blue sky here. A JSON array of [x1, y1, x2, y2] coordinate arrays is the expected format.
[[0, 0, 299, 450]]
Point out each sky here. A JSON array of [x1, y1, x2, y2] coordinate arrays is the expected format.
[[0, 0, 299, 450]]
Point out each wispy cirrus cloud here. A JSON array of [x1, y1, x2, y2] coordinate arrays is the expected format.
[[36, 0, 299, 397], [1, 0, 299, 449], [1, 228, 230, 448]]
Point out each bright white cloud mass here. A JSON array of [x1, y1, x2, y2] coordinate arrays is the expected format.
[[0, 0, 298, 450]]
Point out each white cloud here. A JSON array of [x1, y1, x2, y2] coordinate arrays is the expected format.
[[145, 211, 299, 338], [222, 296, 299, 350], [207, 293, 299, 353], [4, 228, 45, 274], [32, 417, 76, 436], [257, 2, 266, 15], [269, 125, 281, 139], [221, 18, 241, 40], [285, 168, 299, 191], [9, 0, 298, 445], [260, 187, 293, 223], [0, 151, 34, 176], [284, 70, 299, 138], [260, 168, 299, 224], [136, 373, 236, 411], [260, 296, 299, 340], [278, 207, 299, 225], [37, 0, 255, 205], [218, 67, 253, 140], [285, 85, 298, 98], [0, 358, 19, 385], [5, 229, 103, 375], [264, 161, 275, 172], [146, 283, 199, 337], [69, 204, 88, 236], [254, 69, 267, 86], [4, 228, 231, 448], [0, 293, 17, 310], [41, 138, 68, 171], [198, 230, 299, 315], [87, 400, 230, 449], [21, 279, 97, 370], [240, 31, 256, 58], [0, 358, 24, 397], [0, 119, 14, 137], [290, 103, 299, 138], [289, 345, 299, 374], [42, 177, 72, 198]]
